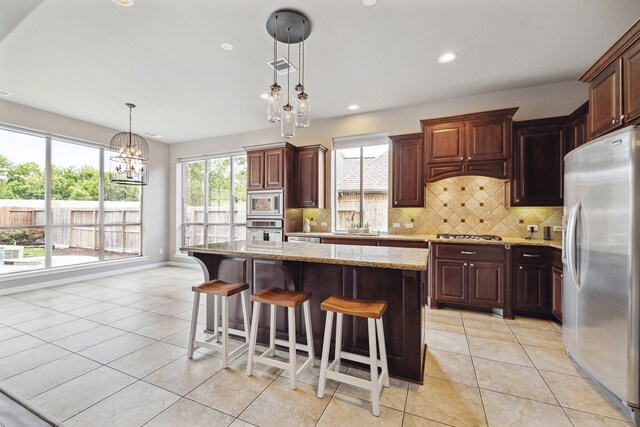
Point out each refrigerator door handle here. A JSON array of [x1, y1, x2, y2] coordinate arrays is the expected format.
[[566, 199, 582, 292]]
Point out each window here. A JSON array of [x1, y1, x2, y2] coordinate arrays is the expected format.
[[0, 126, 143, 276], [180, 153, 246, 248], [333, 133, 389, 232]]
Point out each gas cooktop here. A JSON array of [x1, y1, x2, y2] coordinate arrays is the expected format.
[[436, 233, 502, 241]]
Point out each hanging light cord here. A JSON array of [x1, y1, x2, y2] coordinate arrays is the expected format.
[[128, 106, 133, 148], [273, 16, 278, 86], [302, 19, 305, 87], [287, 28, 290, 104]]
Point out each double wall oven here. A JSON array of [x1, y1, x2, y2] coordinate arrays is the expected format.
[[246, 190, 284, 242]]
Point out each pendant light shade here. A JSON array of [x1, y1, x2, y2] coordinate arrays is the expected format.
[[267, 83, 282, 123], [109, 103, 149, 186], [295, 92, 310, 128], [281, 103, 296, 138]]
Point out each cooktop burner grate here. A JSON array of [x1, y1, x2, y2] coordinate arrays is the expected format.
[[436, 233, 502, 241]]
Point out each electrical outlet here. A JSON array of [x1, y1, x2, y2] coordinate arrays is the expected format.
[[553, 226, 562, 232], [392, 223, 401, 228], [405, 223, 413, 229], [320, 222, 327, 227], [310, 221, 317, 226], [527, 225, 538, 232]]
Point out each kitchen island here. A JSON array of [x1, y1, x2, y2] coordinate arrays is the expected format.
[[181, 240, 428, 383]]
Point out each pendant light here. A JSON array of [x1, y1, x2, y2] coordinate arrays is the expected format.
[[109, 103, 149, 186], [295, 19, 310, 128], [281, 28, 295, 138], [266, 16, 281, 123]]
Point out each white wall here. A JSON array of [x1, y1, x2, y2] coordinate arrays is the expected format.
[[0, 99, 170, 290], [168, 80, 588, 261]]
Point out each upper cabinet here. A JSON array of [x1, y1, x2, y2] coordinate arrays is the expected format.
[[421, 107, 518, 182], [512, 117, 567, 207], [390, 133, 424, 208], [245, 142, 295, 190], [568, 102, 589, 152], [294, 145, 327, 209], [580, 19, 640, 140]]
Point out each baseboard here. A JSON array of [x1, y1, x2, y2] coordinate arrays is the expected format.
[[0, 262, 170, 296], [167, 260, 200, 269]]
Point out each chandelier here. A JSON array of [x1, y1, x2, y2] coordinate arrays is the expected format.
[[266, 10, 311, 138], [109, 103, 149, 185]]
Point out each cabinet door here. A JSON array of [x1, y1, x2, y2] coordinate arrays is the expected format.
[[552, 267, 563, 321], [435, 259, 468, 303], [589, 61, 622, 139], [515, 264, 547, 313], [623, 40, 640, 123], [424, 123, 465, 164], [295, 149, 321, 208], [264, 149, 284, 189], [247, 151, 265, 190], [391, 134, 424, 207], [466, 118, 509, 162], [569, 114, 588, 151], [512, 120, 566, 206], [468, 261, 504, 308]]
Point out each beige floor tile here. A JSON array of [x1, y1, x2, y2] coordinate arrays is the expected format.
[[108, 341, 185, 378], [85, 306, 144, 324], [53, 324, 127, 352], [278, 355, 346, 391], [335, 367, 408, 411], [540, 370, 629, 420], [65, 380, 179, 427], [0, 334, 46, 358], [79, 332, 155, 364], [425, 329, 470, 355], [240, 376, 331, 427], [1, 354, 100, 399], [108, 293, 150, 305], [480, 389, 573, 427], [473, 358, 556, 404], [1, 307, 58, 325], [510, 325, 565, 350], [425, 308, 462, 319], [463, 318, 517, 342], [0, 326, 22, 342], [145, 398, 235, 427], [134, 316, 191, 340], [31, 318, 100, 341], [0, 343, 70, 380], [522, 345, 585, 377], [30, 293, 85, 308], [12, 313, 78, 333], [229, 350, 286, 376], [317, 393, 404, 427], [67, 301, 122, 317], [405, 376, 487, 427], [425, 313, 465, 334], [230, 419, 258, 427], [144, 354, 223, 395], [109, 311, 169, 331], [149, 300, 193, 316], [423, 348, 477, 386], [505, 317, 557, 331], [467, 336, 533, 367], [187, 368, 276, 417], [30, 366, 136, 421], [174, 306, 207, 322], [460, 311, 505, 324], [0, 302, 41, 319], [564, 408, 634, 427], [48, 297, 102, 312], [402, 413, 451, 426], [129, 296, 176, 310], [161, 324, 210, 349]]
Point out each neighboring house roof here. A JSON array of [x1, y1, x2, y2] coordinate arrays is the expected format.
[[336, 150, 388, 192]]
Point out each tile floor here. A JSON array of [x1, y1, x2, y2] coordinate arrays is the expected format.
[[0, 266, 633, 426]]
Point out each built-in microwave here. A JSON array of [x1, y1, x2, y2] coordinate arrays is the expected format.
[[247, 190, 284, 218]]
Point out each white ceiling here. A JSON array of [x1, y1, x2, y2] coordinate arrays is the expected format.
[[0, 0, 638, 143]]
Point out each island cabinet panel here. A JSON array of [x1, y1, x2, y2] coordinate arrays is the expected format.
[[247, 151, 265, 190], [391, 133, 424, 207], [320, 238, 378, 246]]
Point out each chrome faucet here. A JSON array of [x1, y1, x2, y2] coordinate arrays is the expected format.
[[350, 211, 362, 227]]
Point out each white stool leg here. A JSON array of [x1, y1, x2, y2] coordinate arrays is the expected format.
[[317, 311, 334, 398], [212, 295, 219, 341], [187, 292, 200, 359], [241, 290, 251, 344], [288, 306, 297, 390], [368, 318, 380, 416], [268, 304, 276, 356], [303, 301, 315, 365], [334, 313, 343, 370], [376, 318, 389, 387], [246, 301, 261, 376], [221, 296, 229, 368]]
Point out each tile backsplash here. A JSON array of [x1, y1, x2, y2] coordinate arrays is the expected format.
[[303, 176, 563, 240]]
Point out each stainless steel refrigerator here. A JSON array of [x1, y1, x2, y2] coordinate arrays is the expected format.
[[563, 125, 640, 421]]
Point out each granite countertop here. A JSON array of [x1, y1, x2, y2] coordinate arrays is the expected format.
[[286, 232, 563, 250], [181, 240, 429, 271]]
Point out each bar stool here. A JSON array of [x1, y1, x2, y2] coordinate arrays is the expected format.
[[246, 287, 315, 390], [317, 294, 389, 416], [187, 279, 251, 368]]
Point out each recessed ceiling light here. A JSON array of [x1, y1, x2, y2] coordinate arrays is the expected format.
[[348, 105, 360, 111], [143, 132, 163, 138], [437, 52, 458, 64], [0, 89, 14, 97], [112, 0, 134, 6], [259, 93, 269, 100], [221, 43, 234, 51], [362, 0, 378, 6]]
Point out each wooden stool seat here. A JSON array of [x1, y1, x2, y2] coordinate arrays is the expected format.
[[251, 287, 311, 308], [321, 295, 387, 319], [192, 280, 249, 297]]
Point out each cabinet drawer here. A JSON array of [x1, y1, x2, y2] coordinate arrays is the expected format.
[[515, 246, 547, 264], [434, 244, 505, 261], [379, 240, 428, 248]]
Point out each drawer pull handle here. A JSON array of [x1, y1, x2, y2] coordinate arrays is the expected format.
[[522, 254, 540, 258], [519, 266, 523, 269], [464, 263, 468, 266], [461, 251, 476, 255], [470, 263, 474, 267]]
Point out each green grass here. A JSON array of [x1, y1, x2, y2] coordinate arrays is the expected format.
[[23, 247, 45, 257]]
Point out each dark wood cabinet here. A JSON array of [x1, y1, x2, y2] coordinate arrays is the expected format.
[[294, 145, 327, 209], [318, 237, 428, 248], [421, 108, 518, 182], [568, 102, 589, 152], [391, 133, 424, 207], [551, 248, 563, 321], [245, 143, 295, 190], [512, 117, 567, 207], [580, 19, 640, 140], [320, 238, 378, 246], [468, 261, 505, 308], [247, 151, 265, 190], [513, 246, 549, 315], [435, 259, 467, 303], [264, 149, 284, 189]]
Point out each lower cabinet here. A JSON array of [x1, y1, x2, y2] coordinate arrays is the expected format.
[[514, 264, 547, 314], [435, 259, 467, 303], [551, 248, 563, 321], [319, 237, 428, 248], [469, 261, 505, 308]]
